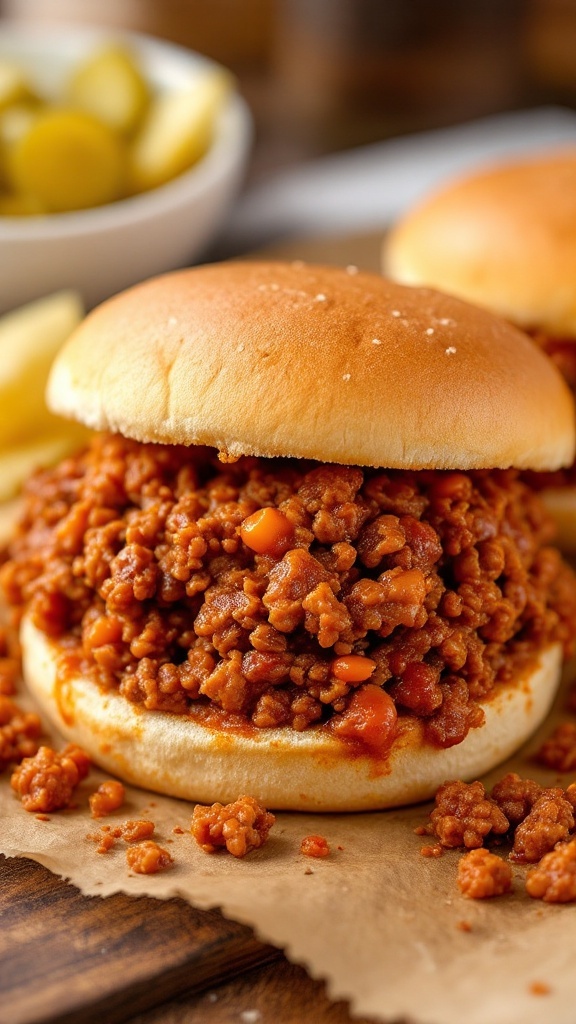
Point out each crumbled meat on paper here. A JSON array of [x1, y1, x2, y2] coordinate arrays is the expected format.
[[126, 840, 173, 874], [510, 790, 574, 863], [0, 695, 42, 771], [457, 848, 513, 898], [491, 772, 543, 824], [89, 779, 125, 818], [426, 780, 509, 848], [300, 835, 330, 858], [191, 795, 275, 857], [536, 723, 576, 773], [11, 743, 90, 812], [526, 839, 576, 902]]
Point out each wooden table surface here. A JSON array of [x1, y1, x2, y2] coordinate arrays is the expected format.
[[0, 851, 375, 1024]]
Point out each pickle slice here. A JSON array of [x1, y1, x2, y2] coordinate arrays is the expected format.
[[0, 59, 34, 110], [66, 45, 150, 136], [129, 68, 231, 192], [6, 109, 126, 212], [0, 192, 45, 215]]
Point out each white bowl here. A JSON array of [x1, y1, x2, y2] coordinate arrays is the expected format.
[[0, 22, 252, 312]]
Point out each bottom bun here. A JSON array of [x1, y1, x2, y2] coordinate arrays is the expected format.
[[541, 487, 576, 552], [21, 615, 562, 812]]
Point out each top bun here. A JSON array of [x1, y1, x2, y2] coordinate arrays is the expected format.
[[384, 149, 576, 338], [47, 260, 574, 471]]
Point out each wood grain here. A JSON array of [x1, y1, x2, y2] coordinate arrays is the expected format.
[[126, 959, 378, 1024], [0, 855, 278, 1024], [0, 855, 378, 1024]]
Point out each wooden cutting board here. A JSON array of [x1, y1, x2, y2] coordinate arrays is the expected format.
[[0, 854, 278, 1024]]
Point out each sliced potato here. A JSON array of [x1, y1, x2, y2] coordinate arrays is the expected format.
[[130, 68, 231, 193], [6, 108, 126, 212], [0, 429, 89, 502], [66, 44, 150, 136], [0, 290, 83, 446]]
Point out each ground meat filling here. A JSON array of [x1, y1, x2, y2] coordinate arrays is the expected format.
[[3, 435, 576, 750]]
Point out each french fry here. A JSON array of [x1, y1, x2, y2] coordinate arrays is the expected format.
[[0, 290, 83, 446], [0, 429, 89, 502]]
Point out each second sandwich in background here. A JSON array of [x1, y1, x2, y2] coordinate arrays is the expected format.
[[383, 149, 576, 549]]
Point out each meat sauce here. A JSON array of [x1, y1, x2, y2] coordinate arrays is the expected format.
[[3, 434, 576, 752]]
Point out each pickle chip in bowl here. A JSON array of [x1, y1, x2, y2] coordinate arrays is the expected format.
[[0, 24, 251, 312]]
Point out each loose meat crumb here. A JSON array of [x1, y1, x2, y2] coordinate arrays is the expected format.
[[89, 779, 125, 818], [191, 795, 275, 857], [126, 840, 173, 874], [491, 773, 542, 824], [511, 789, 574, 863], [11, 744, 90, 812], [119, 819, 155, 843], [427, 780, 509, 849], [456, 920, 472, 932], [526, 839, 576, 902], [87, 829, 117, 854], [3, 436, 576, 750], [87, 818, 155, 852], [0, 695, 42, 771], [420, 844, 444, 858], [536, 723, 576, 773], [529, 981, 551, 996], [300, 835, 330, 858], [457, 848, 513, 898]]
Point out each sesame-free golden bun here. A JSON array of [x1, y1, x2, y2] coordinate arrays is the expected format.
[[383, 149, 576, 339], [21, 615, 563, 811], [47, 260, 574, 472]]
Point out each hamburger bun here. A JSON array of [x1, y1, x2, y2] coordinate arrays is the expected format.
[[383, 149, 576, 338], [12, 261, 576, 810], [47, 261, 573, 471], [21, 614, 563, 811]]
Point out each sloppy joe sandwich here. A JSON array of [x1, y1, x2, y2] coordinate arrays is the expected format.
[[3, 261, 576, 811], [383, 149, 576, 548]]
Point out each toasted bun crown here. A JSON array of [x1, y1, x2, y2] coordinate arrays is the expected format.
[[47, 260, 574, 471], [384, 150, 576, 338]]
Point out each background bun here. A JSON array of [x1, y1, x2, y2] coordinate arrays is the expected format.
[[21, 616, 563, 812], [47, 260, 574, 472], [383, 149, 576, 339]]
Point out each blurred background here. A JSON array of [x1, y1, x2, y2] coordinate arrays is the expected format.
[[3, 0, 576, 183]]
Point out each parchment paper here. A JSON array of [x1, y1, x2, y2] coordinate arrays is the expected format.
[[2, 664, 576, 1024]]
